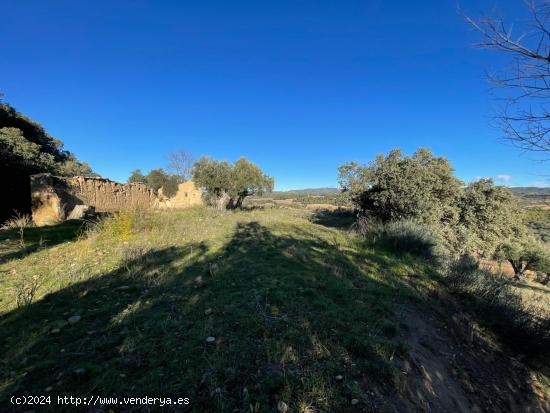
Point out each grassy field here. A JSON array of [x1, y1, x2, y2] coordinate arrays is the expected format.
[[0, 207, 548, 412]]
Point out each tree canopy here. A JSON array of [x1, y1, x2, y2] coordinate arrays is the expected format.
[[339, 148, 528, 259], [193, 156, 274, 208], [0, 103, 95, 221], [127, 168, 181, 198]]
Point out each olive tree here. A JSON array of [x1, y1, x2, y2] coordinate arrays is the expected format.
[[495, 235, 550, 280], [193, 156, 274, 209]]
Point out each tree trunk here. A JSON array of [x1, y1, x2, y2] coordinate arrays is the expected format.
[[508, 257, 527, 281], [235, 195, 245, 209]]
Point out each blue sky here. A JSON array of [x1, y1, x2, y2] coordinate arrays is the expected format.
[[1, 0, 548, 189]]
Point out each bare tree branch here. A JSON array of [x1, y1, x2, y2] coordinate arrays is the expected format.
[[464, 1, 550, 157], [167, 149, 195, 181]]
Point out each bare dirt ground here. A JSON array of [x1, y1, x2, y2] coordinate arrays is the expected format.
[[390, 299, 550, 412]]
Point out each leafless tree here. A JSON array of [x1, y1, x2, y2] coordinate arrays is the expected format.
[[167, 149, 195, 181], [465, 1, 550, 157]]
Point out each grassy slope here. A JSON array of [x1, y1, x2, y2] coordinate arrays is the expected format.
[[0, 208, 437, 412]]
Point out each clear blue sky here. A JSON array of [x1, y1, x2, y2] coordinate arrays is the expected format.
[[1, 0, 548, 189]]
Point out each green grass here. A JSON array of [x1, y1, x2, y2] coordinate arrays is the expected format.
[[0, 207, 434, 412], [0, 219, 85, 263]]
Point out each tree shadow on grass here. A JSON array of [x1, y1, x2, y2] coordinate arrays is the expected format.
[[0, 222, 545, 412], [309, 209, 356, 230], [0, 220, 86, 263]]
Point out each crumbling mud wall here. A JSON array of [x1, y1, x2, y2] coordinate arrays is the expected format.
[[157, 181, 203, 209], [30, 174, 204, 226], [31, 174, 157, 226]]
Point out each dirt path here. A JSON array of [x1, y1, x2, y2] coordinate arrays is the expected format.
[[391, 302, 550, 412]]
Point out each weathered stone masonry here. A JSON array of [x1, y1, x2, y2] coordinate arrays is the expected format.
[[30, 174, 158, 226]]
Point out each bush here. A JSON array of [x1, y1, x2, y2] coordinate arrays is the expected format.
[[88, 207, 152, 241], [445, 256, 550, 353], [374, 220, 440, 260]]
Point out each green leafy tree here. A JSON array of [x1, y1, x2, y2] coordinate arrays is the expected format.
[[127, 168, 181, 197], [338, 148, 529, 258], [495, 236, 550, 280], [127, 169, 147, 183], [458, 179, 525, 257], [1, 103, 95, 222], [193, 156, 274, 209], [339, 148, 462, 225], [145, 168, 181, 197]]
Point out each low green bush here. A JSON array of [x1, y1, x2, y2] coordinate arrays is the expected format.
[[374, 220, 439, 260]]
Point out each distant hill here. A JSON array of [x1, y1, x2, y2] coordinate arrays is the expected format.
[[509, 187, 550, 207], [509, 187, 550, 196], [272, 187, 339, 196]]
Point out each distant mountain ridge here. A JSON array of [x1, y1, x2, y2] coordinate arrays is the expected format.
[[509, 187, 550, 196], [273, 188, 340, 196]]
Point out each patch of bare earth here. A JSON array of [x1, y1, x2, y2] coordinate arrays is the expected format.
[[387, 300, 550, 412]]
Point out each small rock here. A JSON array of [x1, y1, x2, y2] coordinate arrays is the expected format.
[[351, 399, 359, 405], [206, 336, 216, 343], [67, 315, 81, 324], [119, 374, 126, 378], [277, 400, 289, 413], [335, 374, 343, 381], [74, 368, 86, 375], [205, 308, 213, 315], [45, 386, 53, 392], [51, 328, 60, 334]]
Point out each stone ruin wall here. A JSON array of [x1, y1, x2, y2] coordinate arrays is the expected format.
[[65, 175, 158, 212], [31, 174, 202, 226]]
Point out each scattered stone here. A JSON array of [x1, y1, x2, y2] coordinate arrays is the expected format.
[[277, 400, 289, 413], [205, 308, 213, 316], [335, 374, 343, 381], [51, 328, 60, 334], [195, 276, 204, 285], [118, 286, 130, 290], [45, 386, 53, 392], [206, 336, 216, 343], [351, 399, 359, 406], [67, 315, 81, 324], [119, 374, 126, 378], [74, 368, 86, 375]]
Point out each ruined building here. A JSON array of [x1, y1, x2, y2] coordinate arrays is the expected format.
[[30, 174, 203, 226]]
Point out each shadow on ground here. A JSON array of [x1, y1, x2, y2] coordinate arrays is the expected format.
[[0, 221, 546, 412], [308, 209, 356, 230], [0, 220, 86, 263]]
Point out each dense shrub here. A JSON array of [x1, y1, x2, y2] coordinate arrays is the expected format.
[[372, 220, 440, 260], [338, 148, 527, 259]]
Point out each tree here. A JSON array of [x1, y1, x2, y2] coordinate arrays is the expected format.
[[465, 2, 550, 156], [193, 156, 274, 209], [127, 169, 146, 183], [145, 168, 182, 197], [495, 236, 550, 280], [167, 149, 195, 181], [1, 103, 95, 222], [458, 179, 525, 257], [338, 148, 530, 258], [339, 148, 462, 225]]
